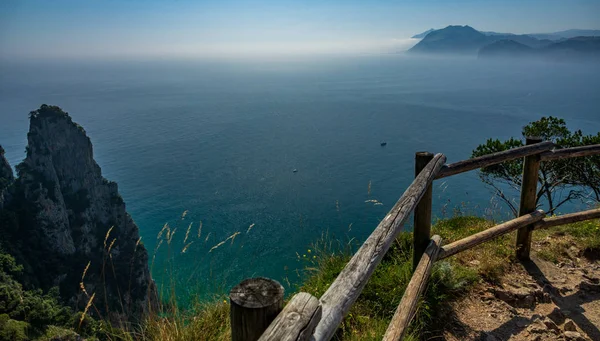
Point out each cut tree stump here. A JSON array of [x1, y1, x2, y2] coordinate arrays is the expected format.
[[230, 277, 284, 341]]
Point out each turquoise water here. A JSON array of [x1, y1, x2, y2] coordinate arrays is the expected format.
[[1, 56, 599, 299]]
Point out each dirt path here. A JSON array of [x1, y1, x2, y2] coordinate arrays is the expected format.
[[441, 253, 600, 341]]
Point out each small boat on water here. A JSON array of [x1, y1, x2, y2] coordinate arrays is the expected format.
[[293, 169, 298, 173], [380, 142, 387, 146]]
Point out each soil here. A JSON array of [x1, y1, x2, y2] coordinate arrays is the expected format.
[[440, 244, 600, 340]]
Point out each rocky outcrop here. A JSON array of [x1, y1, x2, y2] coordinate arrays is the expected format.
[[0, 145, 14, 209], [0, 105, 156, 321]]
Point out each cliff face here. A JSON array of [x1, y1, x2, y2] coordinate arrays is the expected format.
[[0, 105, 155, 321], [0, 146, 13, 210]]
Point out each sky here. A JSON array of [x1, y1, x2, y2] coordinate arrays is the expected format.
[[1, 0, 599, 60]]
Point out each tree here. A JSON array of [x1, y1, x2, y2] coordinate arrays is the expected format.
[[472, 116, 600, 216]]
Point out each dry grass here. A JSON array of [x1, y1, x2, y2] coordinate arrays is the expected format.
[[534, 218, 600, 263], [137, 300, 230, 341], [433, 216, 515, 283], [79, 212, 599, 341], [299, 232, 477, 341]]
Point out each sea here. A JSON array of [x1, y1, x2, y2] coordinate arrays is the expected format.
[[1, 55, 599, 301]]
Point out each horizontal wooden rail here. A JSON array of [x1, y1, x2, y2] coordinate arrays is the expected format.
[[259, 292, 322, 341], [312, 153, 447, 341], [533, 208, 600, 230], [436, 141, 554, 179], [438, 210, 545, 260], [540, 144, 600, 161], [383, 235, 442, 341], [252, 145, 600, 339]]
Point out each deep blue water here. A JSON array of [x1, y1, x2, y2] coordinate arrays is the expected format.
[[1, 56, 599, 300]]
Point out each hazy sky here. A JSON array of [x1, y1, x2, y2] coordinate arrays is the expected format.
[[1, 0, 599, 60]]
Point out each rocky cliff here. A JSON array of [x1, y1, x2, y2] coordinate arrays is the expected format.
[[0, 146, 13, 210], [0, 105, 156, 322]]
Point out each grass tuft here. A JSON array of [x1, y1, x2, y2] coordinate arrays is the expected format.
[[299, 232, 478, 340]]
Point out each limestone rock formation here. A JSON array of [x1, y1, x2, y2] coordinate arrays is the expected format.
[[0, 105, 156, 321]]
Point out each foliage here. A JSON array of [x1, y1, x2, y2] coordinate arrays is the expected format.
[[300, 232, 478, 340], [0, 249, 104, 341], [27, 105, 87, 134], [28, 105, 69, 120], [472, 116, 600, 215], [0, 315, 29, 341]]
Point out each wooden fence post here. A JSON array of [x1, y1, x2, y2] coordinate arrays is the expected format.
[[384, 235, 442, 341], [516, 137, 542, 260], [230, 277, 284, 341], [413, 152, 434, 270]]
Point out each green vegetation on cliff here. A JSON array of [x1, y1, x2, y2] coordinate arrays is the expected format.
[[1, 211, 598, 340], [0, 248, 103, 341]]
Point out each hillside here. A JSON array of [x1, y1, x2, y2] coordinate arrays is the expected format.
[[411, 29, 435, 39], [541, 36, 600, 61], [478, 40, 535, 59], [479, 36, 600, 61]]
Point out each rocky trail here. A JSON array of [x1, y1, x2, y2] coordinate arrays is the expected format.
[[441, 246, 600, 340]]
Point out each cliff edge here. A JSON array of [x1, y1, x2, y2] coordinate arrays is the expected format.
[[0, 105, 156, 322]]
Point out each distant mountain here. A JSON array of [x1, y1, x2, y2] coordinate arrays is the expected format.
[[408, 25, 597, 59], [407, 25, 551, 55], [478, 40, 534, 59], [540, 36, 600, 61], [407, 25, 488, 54], [502, 35, 554, 48], [479, 31, 514, 36], [528, 29, 600, 41], [411, 29, 435, 39], [479, 36, 600, 61], [411, 27, 600, 43]]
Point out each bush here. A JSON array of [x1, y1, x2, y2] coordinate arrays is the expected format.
[[0, 251, 91, 340], [0, 314, 29, 341]]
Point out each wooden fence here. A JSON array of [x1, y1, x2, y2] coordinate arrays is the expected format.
[[228, 139, 600, 341]]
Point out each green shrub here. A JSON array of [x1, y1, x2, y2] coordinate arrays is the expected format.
[[0, 314, 29, 341]]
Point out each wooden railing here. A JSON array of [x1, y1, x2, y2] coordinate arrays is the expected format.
[[228, 140, 600, 341]]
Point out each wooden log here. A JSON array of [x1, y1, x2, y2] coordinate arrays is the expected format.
[[230, 277, 284, 341], [436, 141, 553, 179], [540, 144, 600, 161], [516, 137, 542, 260], [533, 208, 600, 230], [383, 235, 442, 341], [258, 293, 322, 341], [313, 153, 447, 341], [438, 210, 545, 260], [413, 152, 434, 270]]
